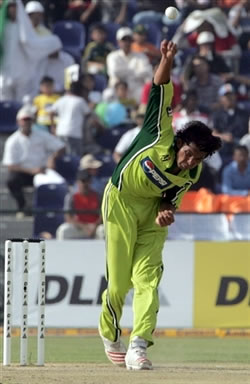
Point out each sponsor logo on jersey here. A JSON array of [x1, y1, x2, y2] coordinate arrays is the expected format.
[[141, 157, 169, 189]]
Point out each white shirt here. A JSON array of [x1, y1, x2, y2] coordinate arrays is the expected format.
[[106, 49, 153, 103], [2, 129, 64, 169], [114, 126, 141, 155], [51, 94, 90, 139], [36, 51, 75, 94]]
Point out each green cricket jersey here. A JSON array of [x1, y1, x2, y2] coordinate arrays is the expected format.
[[111, 81, 202, 209]]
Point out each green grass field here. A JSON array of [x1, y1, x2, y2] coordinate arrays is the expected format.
[[1, 335, 249, 365]]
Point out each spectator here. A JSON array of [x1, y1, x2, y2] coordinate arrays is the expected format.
[[173, 8, 241, 70], [99, 0, 128, 24], [50, 81, 91, 156], [221, 145, 250, 195], [185, 55, 223, 113], [82, 23, 114, 75], [25, 1, 51, 36], [228, 0, 250, 50], [33, 76, 60, 132], [36, 41, 75, 94], [140, 61, 182, 109], [42, 0, 68, 28], [131, 24, 161, 65], [184, 31, 230, 76], [2, 106, 65, 213], [0, 0, 61, 102], [56, 169, 102, 239], [114, 80, 137, 112], [65, 0, 101, 35], [213, 83, 249, 167], [172, 89, 211, 133], [173, 89, 222, 192], [106, 27, 153, 104], [79, 153, 105, 196], [113, 106, 145, 163]]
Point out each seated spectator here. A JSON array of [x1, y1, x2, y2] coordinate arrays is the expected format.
[[131, 24, 161, 65], [114, 80, 137, 113], [221, 145, 250, 195], [25, 1, 51, 36], [79, 153, 105, 197], [82, 23, 114, 75], [56, 169, 102, 239], [2, 106, 65, 213], [183, 31, 230, 77], [172, 90, 211, 133], [50, 81, 91, 156], [113, 106, 145, 163], [185, 55, 223, 113], [213, 83, 249, 167], [106, 27, 153, 104], [33, 76, 60, 132]]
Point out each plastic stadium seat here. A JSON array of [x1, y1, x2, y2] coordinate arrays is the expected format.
[[239, 51, 250, 75], [53, 21, 86, 60], [94, 73, 108, 92], [168, 213, 231, 241], [33, 183, 68, 209], [95, 152, 116, 179], [102, 22, 121, 46], [0, 101, 21, 133], [96, 123, 133, 151], [55, 154, 80, 186], [33, 212, 64, 237], [230, 214, 250, 240], [134, 22, 162, 48]]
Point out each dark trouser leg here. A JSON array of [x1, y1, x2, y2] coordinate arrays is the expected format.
[[7, 172, 34, 210]]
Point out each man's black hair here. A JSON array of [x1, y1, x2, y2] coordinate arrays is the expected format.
[[69, 81, 84, 96], [40, 76, 54, 84], [176, 120, 222, 157], [234, 144, 249, 155], [90, 22, 107, 34]]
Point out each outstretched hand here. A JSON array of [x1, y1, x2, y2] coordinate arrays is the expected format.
[[160, 40, 177, 62]]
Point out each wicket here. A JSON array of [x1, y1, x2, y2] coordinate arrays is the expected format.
[[3, 238, 46, 366]]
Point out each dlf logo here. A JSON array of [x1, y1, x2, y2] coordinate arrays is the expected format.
[[216, 276, 250, 306]]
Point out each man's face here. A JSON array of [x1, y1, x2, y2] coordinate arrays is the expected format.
[[118, 36, 133, 52], [18, 117, 33, 133], [176, 142, 207, 170], [234, 148, 248, 167]]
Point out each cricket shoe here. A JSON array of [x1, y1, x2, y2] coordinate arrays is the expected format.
[[125, 337, 153, 370], [99, 331, 127, 367]]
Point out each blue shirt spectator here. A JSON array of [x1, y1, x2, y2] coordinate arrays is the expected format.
[[222, 145, 250, 196]]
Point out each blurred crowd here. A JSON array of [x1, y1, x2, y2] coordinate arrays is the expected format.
[[0, 0, 250, 240]]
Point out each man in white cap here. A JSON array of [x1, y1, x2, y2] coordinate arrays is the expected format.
[[25, 0, 51, 35], [106, 27, 153, 104], [79, 153, 105, 197], [2, 105, 65, 213]]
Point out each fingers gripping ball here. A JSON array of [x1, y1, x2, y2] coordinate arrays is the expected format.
[[165, 6, 179, 20]]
